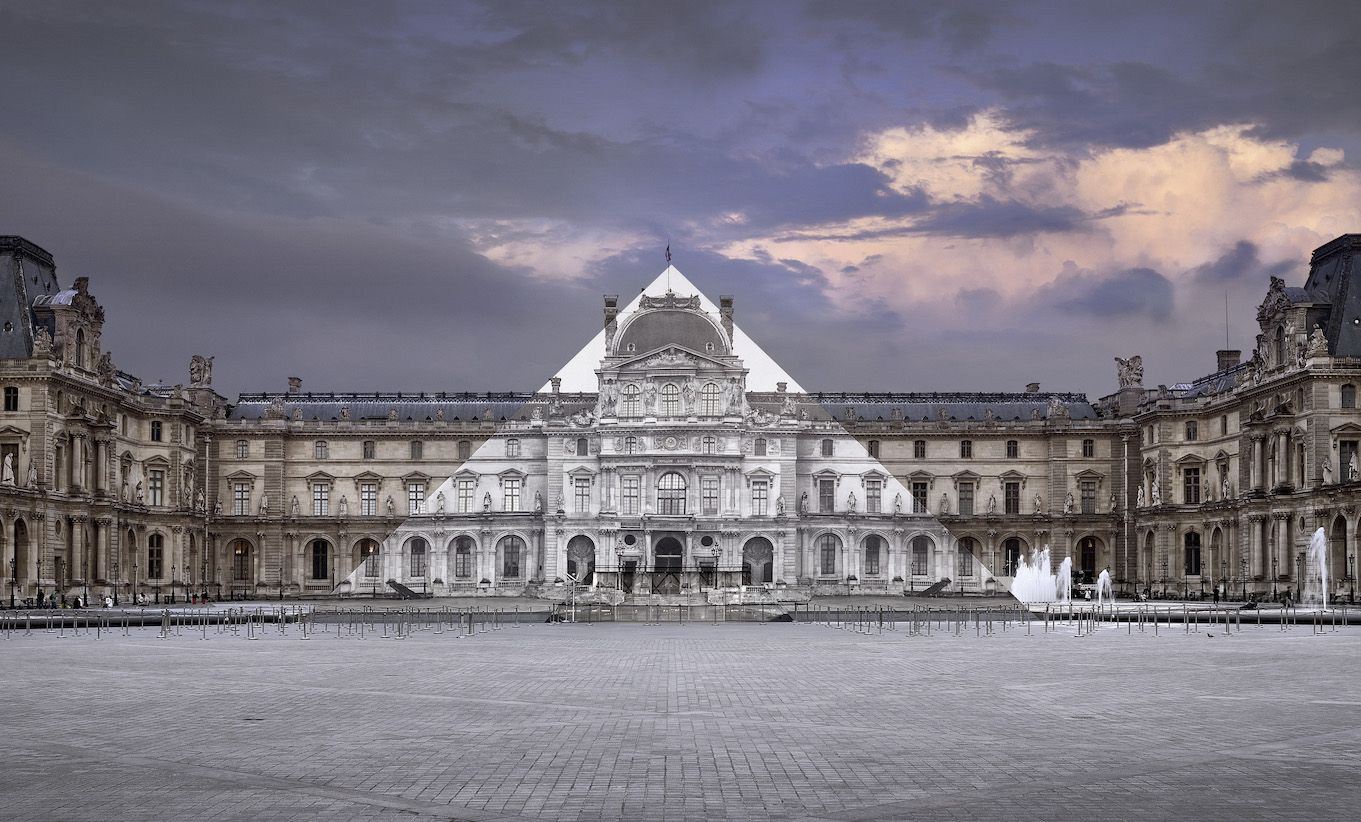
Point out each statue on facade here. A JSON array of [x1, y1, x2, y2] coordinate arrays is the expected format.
[[1150, 480, 1160, 507], [1, 452, 14, 486], [987, 493, 997, 514], [483, 491, 492, 513], [1203, 479, 1211, 502], [386, 495, 395, 517], [1222, 477, 1231, 500], [1323, 459, 1333, 485], [97, 352, 116, 386], [195, 488, 205, 512], [1307, 324, 1328, 358], [534, 491, 543, 512], [1136, 486, 1144, 508], [781, 393, 797, 417], [1350, 453, 1359, 482], [847, 491, 856, 512], [894, 493, 903, 514], [1063, 492, 1074, 515], [338, 495, 348, 517], [259, 493, 269, 516], [776, 494, 785, 516], [643, 383, 657, 413], [135, 481, 144, 504], [27, 458, 37, 488], [1115, 355, 1143, 388], [1034, 493, 1043, 514], [435, 491, 445, 514], [188, 355, 214, 387], [1109, 493, 1118, 513], [799, 491, 809, 515], [213, 496, 222, 516], [682, 379, 696, 413], [290, 495, 299, 518], [940, 493, 949, 515]]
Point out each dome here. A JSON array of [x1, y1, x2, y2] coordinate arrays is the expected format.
[[615, 308, 729, 357]]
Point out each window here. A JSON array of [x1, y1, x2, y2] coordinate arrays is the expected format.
[[1184, 467, 1201, 505], [958, 538, 977, 577], [868, 440, 880, 458], [150, 421, 163, 442], [1185, 421, 1198, 442], [235, 440, 249, 459], [147, 534, 164, 578], [362, 441, 375, 460], [409, 538, 428, 577], [818, 478, 835, 513], [457, 478, 474, 513], [960, 440, 972, 459], [1004, 482, 1020, 515], [458, 440, 471, 460], [454, 536, 474, 578], [866, 479, 881, 514], [75, 328, 85, 368], [410, 441, 423, 460], [701, 383, 721, 416], [623, 436, 638, 455], [1342, 440, 1359, 480], [232, 540, 252, 580], [314, 441, 328, 459], [408, 482, 425, 515], [621, 384, 641, 417], [863, 535, 882, 576], [1184, 531, 1202, 575], [661, 383, 680, 416], [360, 483, 377, 516], [752, 437, 764, 456], [911, 536, 929, 575], [575, 477, 591, 513], [958, 482, 975, 516], [360, 540, 380, 577], [1004, 538, 1022, 576], [1344, 385, 1357, 409], [312, 482, 329, 516], [503, 477, 521, 512], [622, 475, 641, 515], [506, 439, 520, 458], [310, 540, 329, 580], [576, 438, 588, 457], [1082, 439, 1094, 458], [233, 482, 250, 516], [1006, 440, 1019, 459], [657, 472, 686, 515], [148, 469, 164, 507], [500, 535, 524, 578], [702, 436, 716, 455], [751, 479, 768, 516], [701, 475, 719, 514], [1081, 480, 1096, 514], [2, 386, 16, 412], [913, 440, 926, 459], [821, 439, 834, 457], [818, 534, 839, 575], [911, 481, 928, 514]]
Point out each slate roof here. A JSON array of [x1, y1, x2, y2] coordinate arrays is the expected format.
[[807, 392, 1098, 421], [228, 392, 539, 421]]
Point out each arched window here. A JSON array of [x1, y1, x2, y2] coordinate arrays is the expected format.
[[621, 384, 641, 417], [862, 535, 883, 576], [454, 535, 474, 578], [911, 535, 931, 576], [309, 540, 329, 580], [700, 383, 721, 416], [661, 383, 680, 416], [1276, 325, 1286, 366], [1343, 384, 1356, 409], [576, 437, 589, 456], [817, 533, 840, 576], [566, 535, 596, 584], [230, 538, 252, 581], [1004, 537, 1024, 576], [74, 328, 85, 369], [409, 537, 428, 577], [657, 472, 686, 515], [499, 535, 525, 578], [957, 537, 978, 577], [357, 539, 380, 577], [1184, 531, 1202, 576], [147, 533, 164, 579]]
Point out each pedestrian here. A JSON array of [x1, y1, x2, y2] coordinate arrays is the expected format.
[[1213, 586, 1220, 605], [35, 590, 43, 608]]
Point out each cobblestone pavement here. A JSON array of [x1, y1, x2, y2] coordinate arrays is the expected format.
[[2, 618, 1359, 821]]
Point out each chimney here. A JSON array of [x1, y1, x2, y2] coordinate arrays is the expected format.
[[603, 294, 618, 328], [719, 295, 734, 342], [550, 377, 562, 394], [288, 377, 302, 394], [776, 381, 787, 393], [1216, 350, 1241, 372]]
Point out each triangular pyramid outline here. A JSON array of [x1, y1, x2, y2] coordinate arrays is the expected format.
[[337, 266, 1018, 602]]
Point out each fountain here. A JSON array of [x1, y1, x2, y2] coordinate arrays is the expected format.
[[1301, 527, 1329, 610], [1095, 569, 1114, 608], [1010, 546, 1071, 603]]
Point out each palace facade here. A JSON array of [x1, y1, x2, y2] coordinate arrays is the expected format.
[[3, 233, 1361, 605]]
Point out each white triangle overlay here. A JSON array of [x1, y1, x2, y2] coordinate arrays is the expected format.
[[336, 266, 1010, 600]]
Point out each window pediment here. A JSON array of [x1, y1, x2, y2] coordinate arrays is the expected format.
[[226, 469, 257, 486], [402, 470, 431, 483], [1174, 454, 1206, 467], [0, 424, 29, 441], [567, 466, 597, 478], [306, 470, 336, 483]]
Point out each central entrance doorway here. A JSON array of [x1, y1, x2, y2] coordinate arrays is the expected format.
[[653, 537, 683, 594]]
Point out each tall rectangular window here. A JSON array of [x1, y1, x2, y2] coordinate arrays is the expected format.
[[312, 483, 329, 516], [314, 441, 328, 459], [360, 483, 377, 516], [821, 439, 834, 457], [408, 482, 425, 515], [819, 535, 837, 576], [410, 441, 423, 460], [2, 386, 17, 411], [575, 477, 591, 514], [958, 546, 973, 577], [960, 440, 972, 458], [1082, 439, 1095, 458], [311, 542, 329, 580], [1081, 480, 1096, 514], [751, 480, 768, 516], [506, 439, 520, 457], [1004, 482, 1020, 515], [914, 440, 926, 459], [911, 481, 928, 514], [457, 479, 474, 513], [148, 469, 164, 507], [864, 537, 881, 576], [1342, 440, 1359, 479], [235, 440, 249, 459], [1184, 467, 1201, 504], [622, 476, 640, 515], [233, 481, 250, 516], [866, 479, 881, 513], [458, 440, 471, 460], [818, 478, 835, 513], [147, 535, 164, 579], [1185, 421, 1198, 442], [1006, 440, 1019, 459], [362, 441, 375, 459], [150, 421, 162, 442], [868, 440, 880, 458], [503, 477, 521, 512], [958, 482, 974, 516], [753, 438, 765, 456], [702, 475, 719, 515]]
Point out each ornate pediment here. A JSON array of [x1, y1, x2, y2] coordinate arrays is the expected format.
[[638, 292, 702, 312], [1256, 276, 1291, 326]]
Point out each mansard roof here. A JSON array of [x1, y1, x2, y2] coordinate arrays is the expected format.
[[227, 392, 536, 421], [804, 392, 1099, 421]]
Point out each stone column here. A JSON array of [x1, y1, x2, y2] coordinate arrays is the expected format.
[[1250, 436, 1263, 491]]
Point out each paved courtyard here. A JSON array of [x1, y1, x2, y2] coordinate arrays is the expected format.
[[2, 617, 1359, 821]]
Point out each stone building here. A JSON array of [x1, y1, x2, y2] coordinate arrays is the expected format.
[[3, 232, 1361, 605]]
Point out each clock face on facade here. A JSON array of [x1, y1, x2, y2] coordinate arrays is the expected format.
[[664, 436, 678, 449]]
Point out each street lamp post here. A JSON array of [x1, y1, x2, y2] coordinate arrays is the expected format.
[[1271, 556, 1278, 600], [1161, 559, 1168, 599], [8, 558, 14, 608], [1350, 553, 1356, 604], [133, 560, 139, 605], [215, 564, 221, 602], [112, 558, 119, 606], [82, 560, 88, 608], [1296, 552, 1305, 604], [1220, 559, 1226, 601], [171, 564, 177, 605], [201, 561, 207, 602]]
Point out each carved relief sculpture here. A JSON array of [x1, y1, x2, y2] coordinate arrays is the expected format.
[[1114, 355, 1143, 388], [189, 355, 214, 387]]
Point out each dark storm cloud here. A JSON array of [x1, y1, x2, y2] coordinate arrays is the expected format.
[[1189, 240, 1295, 286], [1037, 262, 1174, 323], [806, 0, 1016, 53]]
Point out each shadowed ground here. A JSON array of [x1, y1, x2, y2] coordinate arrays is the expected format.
[[1, 619, 1357, 821]]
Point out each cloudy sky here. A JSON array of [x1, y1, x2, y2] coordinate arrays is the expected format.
[[2, 1, 1360, 400]]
